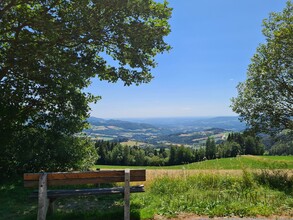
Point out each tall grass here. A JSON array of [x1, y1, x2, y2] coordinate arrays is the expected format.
[[253, 169, 293, 194], [131, 170, 293, 218]]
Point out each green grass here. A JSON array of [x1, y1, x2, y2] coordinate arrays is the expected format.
[[132, 171, 293, 218], [95, 155, 293, 170], [1, 169, 293, 220], [0, 179, 37, 220], [260, 155, 293, 161], [0, 180, 135, 220], [1, 155, 293, 219]]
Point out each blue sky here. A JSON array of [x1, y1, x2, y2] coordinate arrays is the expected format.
[[88, 0, 288, 119]]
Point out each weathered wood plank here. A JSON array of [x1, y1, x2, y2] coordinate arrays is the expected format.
[[24, 170, 145, 181], [25, 171, 124, 180], [37, 173, 49, 220], [24, 176, 145, 187], [24, 170, 146, 188]]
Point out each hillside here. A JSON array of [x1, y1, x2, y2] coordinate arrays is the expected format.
[[84, 116, 243, 146], [87, 117, 156, 130], [85, 117, 167, 142], [96, 155, 293, 170], [125, 116, 246, 131]]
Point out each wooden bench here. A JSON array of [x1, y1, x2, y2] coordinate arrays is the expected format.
[[24, 169, 146, 220]]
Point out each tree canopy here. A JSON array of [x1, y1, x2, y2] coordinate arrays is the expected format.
[[0, 0, 172, 175], [231, 1, 293, 133], [0, 0, 171, 134]]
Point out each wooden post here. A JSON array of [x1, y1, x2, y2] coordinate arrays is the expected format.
[[48, 199, 56, 215], [37, 173, 49, 220], [124, 169, 130, 220]]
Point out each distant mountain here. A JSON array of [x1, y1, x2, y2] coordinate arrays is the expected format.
[[87, 117, 157, 130], [85, 116, 245, 146], [185, 116, 246, 131], [123, 116, 246, 131], [152, 127, 228, 145]]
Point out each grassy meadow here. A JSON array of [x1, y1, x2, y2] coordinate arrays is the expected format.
[[95, 155, 293, 170], [1, 155, 293, 220]]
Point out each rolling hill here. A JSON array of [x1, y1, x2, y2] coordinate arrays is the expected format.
[[84, 116, 245, 146]]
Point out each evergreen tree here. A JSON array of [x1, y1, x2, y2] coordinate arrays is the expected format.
[[205, 137, 216, 159]]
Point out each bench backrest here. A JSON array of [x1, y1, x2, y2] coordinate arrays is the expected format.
[[24, 170, 146, 188]]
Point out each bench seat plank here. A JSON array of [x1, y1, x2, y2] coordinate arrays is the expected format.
[[24, 170, 146, 187]]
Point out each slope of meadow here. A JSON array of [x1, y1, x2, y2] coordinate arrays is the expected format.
[[96, 155, 293, 170]]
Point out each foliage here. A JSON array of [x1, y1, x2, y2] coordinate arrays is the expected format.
[[0, 0, 171, 174], [96, 134, 265, 167], [0, 128, 97, 176], [168, 145, 199, 165], [205, 137, 216, 159], [95, 140, 169, 166], [253, 169, 293, 193], [219, 132, 264, 157], [231, 1, 293, 133], [268, 130, 293, 155]]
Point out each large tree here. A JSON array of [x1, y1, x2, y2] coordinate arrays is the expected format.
[[231, 1, 293, 133], [0, 0, 171, 174]]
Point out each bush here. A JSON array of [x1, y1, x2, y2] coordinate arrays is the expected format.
[[0, 128, 97, 177], [253, 169, 293, 193]]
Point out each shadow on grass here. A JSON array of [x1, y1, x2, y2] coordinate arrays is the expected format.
[[0, 179, 143, 220], [45, 195, 142, 220], [0, 179, 37, 220]]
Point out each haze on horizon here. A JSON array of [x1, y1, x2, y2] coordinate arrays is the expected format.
[[86, 0, 288, 119]]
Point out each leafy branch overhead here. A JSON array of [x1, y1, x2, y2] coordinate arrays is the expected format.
[[0, 0, 172, 175], [0, 0, 172, 133]]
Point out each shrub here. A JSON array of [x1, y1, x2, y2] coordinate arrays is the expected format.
[[253, 169, 293, 193], [0, 128, 97, 177]]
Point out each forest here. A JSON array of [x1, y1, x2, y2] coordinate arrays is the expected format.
[[95, 132, 265, 166]]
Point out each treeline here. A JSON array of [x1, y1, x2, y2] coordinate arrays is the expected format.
[[267, 130, 293, 155], [95, 132, 264, 166], [169, 133, 264, 165], [95, 141, 169, 166], [217, 132, 264, 158]]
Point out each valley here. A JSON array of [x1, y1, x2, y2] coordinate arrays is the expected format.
[[84, 116, 246, 147]]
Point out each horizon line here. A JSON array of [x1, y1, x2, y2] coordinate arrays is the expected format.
[[89, 115, 240, 120]]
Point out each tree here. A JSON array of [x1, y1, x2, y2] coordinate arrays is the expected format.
[[0, 0, 172, 174], [169, 146, 177, 165], [205, 137, 216, 159], [231, 1, 293, 133]]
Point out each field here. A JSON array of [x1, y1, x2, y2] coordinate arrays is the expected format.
[[120, 140, 148, 147], [95, 155, 293, 170], [1, 155, 293, 220]]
